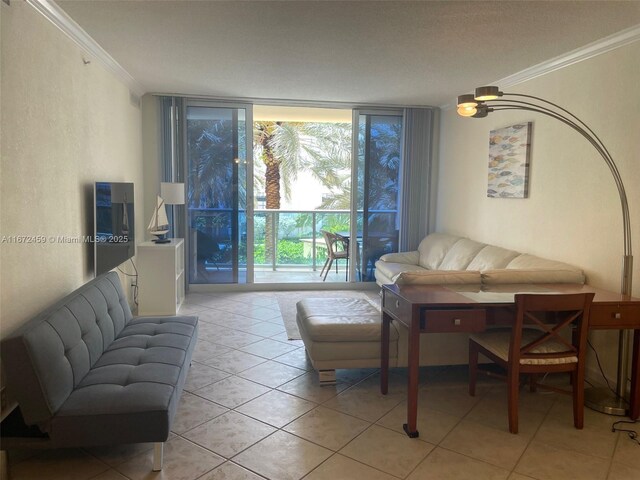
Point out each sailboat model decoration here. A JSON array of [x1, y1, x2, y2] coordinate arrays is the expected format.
[[148, 195, 171, 243]]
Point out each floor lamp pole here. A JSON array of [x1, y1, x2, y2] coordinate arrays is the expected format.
[[457, 87, 634, 415]]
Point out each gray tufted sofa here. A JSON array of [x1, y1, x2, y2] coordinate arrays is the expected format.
[[0, 272, 197, 472]]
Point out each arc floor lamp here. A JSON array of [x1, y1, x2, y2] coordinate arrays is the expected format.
[[457, 86, 633, 415]]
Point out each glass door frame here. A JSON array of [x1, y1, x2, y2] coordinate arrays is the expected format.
[[349, 108, 405, 283], [182, 99, 254, 285]]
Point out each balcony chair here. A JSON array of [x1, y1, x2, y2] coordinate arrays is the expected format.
[[468, 292, 595, 434], [320, 230, 349, 281]]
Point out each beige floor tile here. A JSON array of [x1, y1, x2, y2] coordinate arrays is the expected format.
[[376, 401, 461, 445], [9, 449, 109, 480], [200, 311, 265, 330], [407, 447, 510, 480], [239, 338, 298, 359], [334, 368, 378, 385], [420, 385, 483, 417], [482, 385, 557, 414], [237, 360, 306, 388], [85, 442, 157, 467], [233, 431, 332, 480], [178, 303, 213, 315], [613, 432, 640, 470], [198, 461, 267, 479], [284, 406, 370, 450], [607, 461, 640, 480], [184, 362, 231, 392], [219, 305, 282, 322], [339, 424, 434, 478], [201, 326, 265, 349], [277, 372, 350, 403], [322, 384, 405, 422], [465, 391, 546, 437], [304, 454, 397, 480], [194, 376, 271, 408], [172, 392, 229, 434], [116, 436, 224, 480], [440, 420, 530, 470], [234, 321, 286, 337], [234, 295, 279, 308], [204, 350, 268, 374], [272, 347, 313, 371], [236, 389, 316, 428], [534, 413, 617, 459], [192, 340, 235, 363], [515, 440, 610, 480], [262, 314, 286, 325], [547, 396, 614, 429], [89, 470, 130, 480], [269, 333, 305, 346], [183, 411, 276, 458]]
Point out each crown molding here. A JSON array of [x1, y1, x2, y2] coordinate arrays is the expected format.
[[26, 0, 146, 97], [497, 24, 640, 89], [442, 24, 640, 109]]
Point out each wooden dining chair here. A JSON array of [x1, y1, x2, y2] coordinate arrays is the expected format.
[[468, 292, 595, 434], [320, 230, 349, 281]]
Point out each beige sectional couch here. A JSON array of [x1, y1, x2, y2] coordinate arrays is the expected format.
[[375, 232, 585, 286], [296, 233, 587, 379]]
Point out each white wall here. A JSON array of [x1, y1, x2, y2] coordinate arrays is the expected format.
[[0, 2, 144, 337], [437, 42, 640, 380]]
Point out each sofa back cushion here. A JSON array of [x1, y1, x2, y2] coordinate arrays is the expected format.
[[417, 233, 462, 269], [467, 245, 520, 271], [438, 239, 486, 270], [1, 272, 133, 428]]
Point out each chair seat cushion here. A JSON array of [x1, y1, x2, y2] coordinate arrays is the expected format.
[[470, 330, 578, 365]]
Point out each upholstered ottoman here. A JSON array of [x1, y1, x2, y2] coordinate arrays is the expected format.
[[296, 297, 399, 384]]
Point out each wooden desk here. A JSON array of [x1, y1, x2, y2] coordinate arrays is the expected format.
[[379, 283, 640, 438]]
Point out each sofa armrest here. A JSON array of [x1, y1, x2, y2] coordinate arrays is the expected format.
[[378, 251, 420, 265]]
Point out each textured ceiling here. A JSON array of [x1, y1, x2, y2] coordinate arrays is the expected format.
[[56, 1, 640, 107]]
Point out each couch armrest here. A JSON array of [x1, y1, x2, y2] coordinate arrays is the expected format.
[[378, 251, 420, 265]]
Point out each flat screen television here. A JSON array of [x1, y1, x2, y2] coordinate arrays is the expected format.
[[94, 182, 135, 276]]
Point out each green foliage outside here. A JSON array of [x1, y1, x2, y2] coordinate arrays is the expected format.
[[254, 239, 329, 265]]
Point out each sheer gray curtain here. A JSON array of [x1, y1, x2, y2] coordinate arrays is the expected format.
[[159, 96, 185, 239], [399, 107, 437, 252]]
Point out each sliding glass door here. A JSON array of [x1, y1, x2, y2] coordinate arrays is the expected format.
[[351, 110, 403, 281], [184, 101, 253, 284]]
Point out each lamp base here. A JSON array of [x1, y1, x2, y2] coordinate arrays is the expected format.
[[584, 387, 628, 416]]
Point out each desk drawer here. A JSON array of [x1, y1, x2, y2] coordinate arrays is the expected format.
[[383, 290, 410, 324], [589, 304, 640, 329], [421, 309, 486, 333]]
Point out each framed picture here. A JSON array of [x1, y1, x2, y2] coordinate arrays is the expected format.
[[487, 122, 532, 198]]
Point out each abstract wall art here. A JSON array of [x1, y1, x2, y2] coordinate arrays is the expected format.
[[487, 122, 532, 198]]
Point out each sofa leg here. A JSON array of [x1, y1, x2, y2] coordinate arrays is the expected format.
[[152, 442, 164, 471], [318, 369, 336, 385]]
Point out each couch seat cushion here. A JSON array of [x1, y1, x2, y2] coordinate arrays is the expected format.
[[50, 315, 198, 446], [396, 269, 482, 285]]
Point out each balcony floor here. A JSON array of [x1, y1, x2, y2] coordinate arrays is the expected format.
[[254, 266, 351, 283]]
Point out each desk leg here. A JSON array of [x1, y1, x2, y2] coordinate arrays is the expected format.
[[381, 311, 390, 395], [403, 312, 420, 438], [630, 329, 640, 420]]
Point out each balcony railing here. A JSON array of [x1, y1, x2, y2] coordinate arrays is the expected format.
[[188, 207, 398, 280]]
